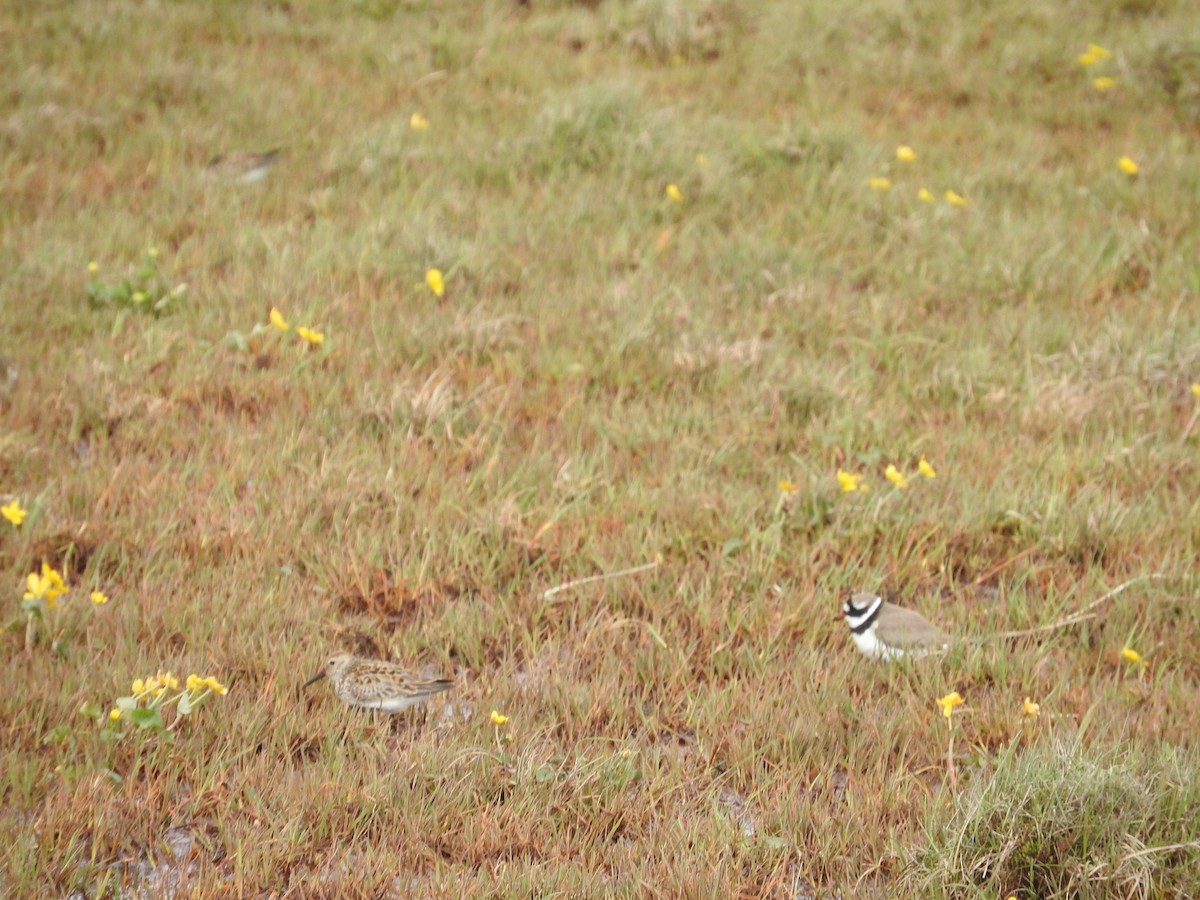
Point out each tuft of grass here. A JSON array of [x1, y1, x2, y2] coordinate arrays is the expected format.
[[905, 740, 1200, 898]]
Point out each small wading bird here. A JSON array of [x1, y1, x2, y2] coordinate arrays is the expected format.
[[841, 592, 951, 661], [204, 149, 281, 185], [301, 654, 454, 715]]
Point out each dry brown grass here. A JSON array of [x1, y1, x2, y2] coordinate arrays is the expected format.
[[2, 0, 1200, 895]]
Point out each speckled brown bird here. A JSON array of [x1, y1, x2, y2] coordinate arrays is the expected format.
[[301, 654, 454, 713]]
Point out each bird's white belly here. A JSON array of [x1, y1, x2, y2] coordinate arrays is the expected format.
[[236, 167, 271, 185], [339, 691, 425, 713], [852, 629, 925, 661]]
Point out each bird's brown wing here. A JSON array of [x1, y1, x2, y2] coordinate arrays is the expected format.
[[876, 604, 949, 649]]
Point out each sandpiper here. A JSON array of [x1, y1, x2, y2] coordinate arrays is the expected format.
[[301, 654, 454, 713]]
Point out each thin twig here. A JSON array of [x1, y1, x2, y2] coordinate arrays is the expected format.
[[992, 612, 1097, 640], [541, 559, 660, 602], [992, 574, 1163, 640]]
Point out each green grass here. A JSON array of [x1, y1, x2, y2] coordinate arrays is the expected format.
[[906, 740, 1200, 897], [2, 0, 1200, 894]]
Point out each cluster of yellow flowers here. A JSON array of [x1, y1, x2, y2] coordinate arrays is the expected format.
[[23, 562, 69, 609], [869, 145, 969, 208], [936, 692, 1042, 724], [834, 457, 936, 495], [109, 670, 229, 723], [872, 47, 1138, 202], [269, 307, 325, 346], [934, 664, 1150, 736], [130, 671, 180, 698], [1077, 42, 1115, 92], [21, 563, 109, 609], [126, 671, 228, 700], [1075, 42, 1142, 176], [777, 458, 937, 499]]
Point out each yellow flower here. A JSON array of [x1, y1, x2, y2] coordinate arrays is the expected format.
[[918, 457, 937, 479], [147, 247, 160, 259], [89, 591, 109, 606], [204, 676, 228, 695], [269, 307, 289, 331], [665, 183, 683, 203], [1192, 383, 1200, 397], [1023, 697, 1041, 717], [45, 565, 67, 598], [1078, 53, 1097, 66], [157, 671, 179, 691], [296, 326, 325, 346], [109, 708, 121, 722], [917, 187, 936, 204], [836, 469, 864, 493], [778, 480, 799, 494], [490, 710, 509, 726], [1117, 156, 1139, 176], [132, 678, 146, 695], [884, 465, 908, 489], [945, 190, 968, 207], [869, 176, 892, 192], [1088, 43, 1112, 59], [187, 674, 205, 692], [24, 563, 68, 608], [1121, 647, 1145, 665], [936, 691, 964, 720], [695, 153, 710, 167], [2, 500, 27, 526], [896, 145, 916, 163], [87, 261, 99, 274], [409, 112, 430, 131], [1093, 76, 1116, 92], [425, 268, 445, 298]]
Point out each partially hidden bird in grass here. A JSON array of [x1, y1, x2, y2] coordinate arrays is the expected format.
[[204, 149, 281, 185], [301, 654, 454, 713], [841, 592, 951, 661]]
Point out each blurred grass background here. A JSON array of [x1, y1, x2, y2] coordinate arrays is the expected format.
[[2, 0, 1199, 895]]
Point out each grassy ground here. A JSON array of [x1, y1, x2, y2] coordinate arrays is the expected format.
[[2, 0, 1200, 895]]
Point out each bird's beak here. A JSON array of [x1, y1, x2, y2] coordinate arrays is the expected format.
[[301, 672, 325, 691]]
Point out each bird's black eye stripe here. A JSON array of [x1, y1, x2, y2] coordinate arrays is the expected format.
[[849, 607, 880, 635], [844, 595, 883, 633], [844, 598, 870, 616]]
